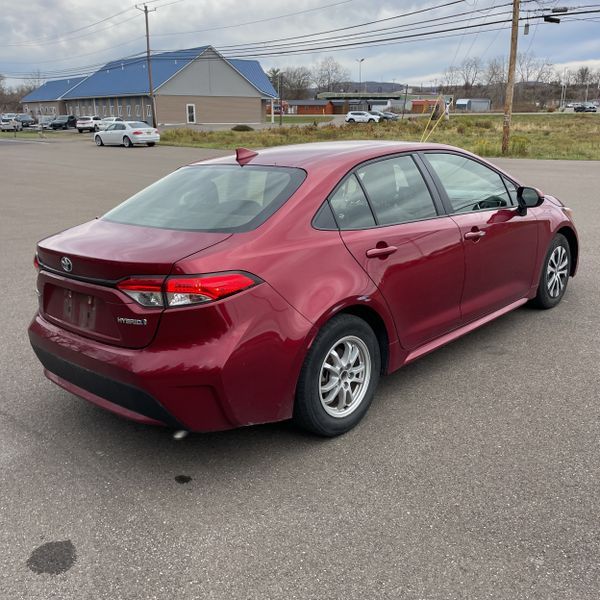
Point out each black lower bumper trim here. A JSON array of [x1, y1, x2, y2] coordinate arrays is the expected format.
[[31, 344, 183, 429]]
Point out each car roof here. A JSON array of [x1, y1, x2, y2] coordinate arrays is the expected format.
[[193, 141, 467, 170]]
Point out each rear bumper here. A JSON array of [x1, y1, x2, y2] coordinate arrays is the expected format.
[[28, 284, 313, 432]]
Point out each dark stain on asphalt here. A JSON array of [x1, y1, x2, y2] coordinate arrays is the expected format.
[[26, 540, 76, 575], [175, 475, 192, 484]]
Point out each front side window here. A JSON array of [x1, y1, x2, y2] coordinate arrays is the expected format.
[[356, 155, 437, 225], [425, 153, 512, 213], [328, 174, 376, 229], [103, 165, 306, 232]]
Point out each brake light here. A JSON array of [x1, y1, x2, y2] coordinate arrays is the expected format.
[[33, 253, 39, 270], [117, 277, 165, 307], [116, 273, 259, 307], [132, 130, 143, 135], [165, 273, 258, 306]]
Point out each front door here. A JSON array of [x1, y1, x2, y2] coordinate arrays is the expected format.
[[186, 104, 196, 124], [422, 152, 539, 322], [331, 154, 465, 351]]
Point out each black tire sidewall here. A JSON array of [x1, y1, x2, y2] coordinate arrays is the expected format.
[[123, 137, 132, 147], [534, 233, 571, 309], [294, 314, 381, 436]]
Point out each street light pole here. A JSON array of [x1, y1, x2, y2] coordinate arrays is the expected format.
[[401, 84, 409, 120], [501, 0, 520, 155], [356, 58, 364, 94], [136, 3, 157, 128]]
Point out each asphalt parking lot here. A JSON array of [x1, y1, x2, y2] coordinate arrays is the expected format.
[[1, 136, 599, 599]]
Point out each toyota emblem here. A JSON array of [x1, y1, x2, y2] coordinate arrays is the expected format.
[[61, 256, 73, 272]]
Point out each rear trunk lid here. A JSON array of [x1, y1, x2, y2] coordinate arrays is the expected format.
[[37, 219, 231, 348]]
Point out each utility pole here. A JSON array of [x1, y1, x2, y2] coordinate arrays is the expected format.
[[401, 84, 409, 120], [278, 73, 283, 127], [501, 0, 520, 155], [136, 3, 157, 128]]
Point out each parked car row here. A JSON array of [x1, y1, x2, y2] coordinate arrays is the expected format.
[[344, 110, 399, 123], [573, 102, 597, 113]]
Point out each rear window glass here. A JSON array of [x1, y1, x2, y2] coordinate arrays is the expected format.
[[128, 122, 151, 128], [103, 165, 306, 232]]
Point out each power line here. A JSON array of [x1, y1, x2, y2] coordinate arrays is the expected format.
[[5, 5, 600, 79], [0, 7, 137, 48]]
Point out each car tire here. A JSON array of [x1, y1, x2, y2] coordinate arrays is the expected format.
[[369, 118, 376, 123], [77, 129, 83, 133], [146, 142, 155, 147], [123, 136, 132, 148], [347, 118, 355, 123], [530, 233, 571, 309], [95, 135, 103, 146], [293, 314, 381, 436]]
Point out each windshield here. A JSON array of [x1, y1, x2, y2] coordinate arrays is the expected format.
[[128, 122, 151, 128], [103, 164, 306, 232]]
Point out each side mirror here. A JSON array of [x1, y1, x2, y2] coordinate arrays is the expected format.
[[516, 186, 544, 215]]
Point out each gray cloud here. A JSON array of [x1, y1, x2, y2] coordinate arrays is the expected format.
[[1, 0, 598, 88]]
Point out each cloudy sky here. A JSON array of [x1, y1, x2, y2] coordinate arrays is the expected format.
[[1, 0, 599, 89]]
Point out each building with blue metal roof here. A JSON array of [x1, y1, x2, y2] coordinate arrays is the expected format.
[[22, 46, 277, 125]]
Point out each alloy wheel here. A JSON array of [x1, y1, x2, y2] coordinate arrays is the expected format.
[[319, 335, 371, 418], [546, 245, 569, 298]]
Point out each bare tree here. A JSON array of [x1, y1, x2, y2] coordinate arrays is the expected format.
[[282, 66, 312, 99], [575, 66, 591, 86], [311, 57, 350, 93], [458, 57, 482, 91]]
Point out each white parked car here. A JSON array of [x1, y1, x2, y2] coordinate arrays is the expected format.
[[345, 111, 380, 123], [97, 116, 124, 131], [76, 115, 102, 133], [0, 116, 23, 131], [94, 121, 159, 147]]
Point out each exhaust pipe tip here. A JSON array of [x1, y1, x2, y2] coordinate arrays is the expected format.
[[173, 430, 189, 441]]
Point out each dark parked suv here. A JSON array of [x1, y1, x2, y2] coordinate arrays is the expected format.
[[50, 115, 77, 130], [15, 114, 36, 127]]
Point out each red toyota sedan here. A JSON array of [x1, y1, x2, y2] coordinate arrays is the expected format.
[[29, 142, 578, 436]]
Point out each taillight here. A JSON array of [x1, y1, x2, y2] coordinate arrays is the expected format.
[[116, 273, 259, 307], [165, 273, 258, 306], [132, 130, 142, 135], [33, 253, 39, 270], [117, 277, 165, 307]]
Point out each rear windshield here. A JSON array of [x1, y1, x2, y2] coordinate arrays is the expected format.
[[103, 164, 306, 232], [128, 122, 151, 128]]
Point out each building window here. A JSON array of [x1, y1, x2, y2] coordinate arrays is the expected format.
[[117, 104, 122, 116], [186, 103, 196, 123], [146, 105, 151, 118], [52, 106, 56, 114], [109, 104, 114, 115], [127, 105, 131, 117], [135, 105, 140, 116]]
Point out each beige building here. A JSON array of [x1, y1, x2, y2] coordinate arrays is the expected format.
[[22, 46, 276, 125]]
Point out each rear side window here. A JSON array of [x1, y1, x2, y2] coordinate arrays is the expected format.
[[328, 174, 376, 229], [103, 165, 306, 232], [356, 155, 437, 225]]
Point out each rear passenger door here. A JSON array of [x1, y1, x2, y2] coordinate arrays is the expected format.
[[332, 154, 465, 351]]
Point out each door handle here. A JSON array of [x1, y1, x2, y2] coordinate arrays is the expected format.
[[366, 245, 398, 258], [464, 230, 486, 240]]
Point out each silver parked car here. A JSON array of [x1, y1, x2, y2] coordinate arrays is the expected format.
[[97, 116, 124, 131], [94, 121, 160, 147], [345, 111, 380, 123], [76, 115, 102, 133], [0, 116, 23, 131]]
